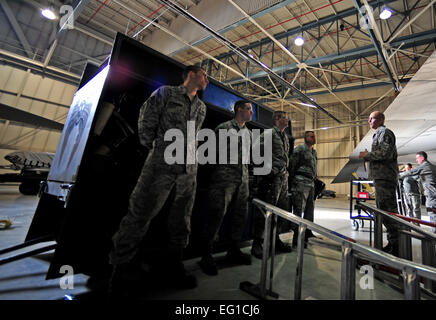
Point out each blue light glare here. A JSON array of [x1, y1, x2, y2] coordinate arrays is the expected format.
[[41, 8, 57, 20], [380, 7, 392, 19], [203, 83, 257, 120]]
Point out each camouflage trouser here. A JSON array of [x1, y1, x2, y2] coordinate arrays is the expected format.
[[404, 193, 421, 219], [289, 186, 315, 238], [374, 179, 400, 244], [109, 163, 197, 265], [426, 207, 436, 233], [253, 174, 289, 240], [203, 178, 249, 251], [291, 186, 315, 222]]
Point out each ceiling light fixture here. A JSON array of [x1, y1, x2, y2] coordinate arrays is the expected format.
[[379, 6, 392, 20], [41, 7, 57, 20], [294, 36, 304, 46]]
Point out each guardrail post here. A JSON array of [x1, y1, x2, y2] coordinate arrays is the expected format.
[[421, 239, 436, 292], [240, 206, 279, 299], [340, 244, 356, 300], [269, 214, 278, 294], [374, 213, 383, 250], [294, 224, 306, 300], [259, 210, 273, 298], [398, 228, 412, 261], [402, 266, 420, 300]]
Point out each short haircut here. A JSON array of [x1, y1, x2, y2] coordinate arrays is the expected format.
[[375, 112, 385, 121], [233, 100, 251, 115], [272, 111, 288, 122], [304, 130, 315, 143], [406, 163, 413, 168], [182, 65, 204, 81], [304, 130, 315, 139], [416, 151, 428, 160]]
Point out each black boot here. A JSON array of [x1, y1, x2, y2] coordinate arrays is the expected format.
[[275, 237, 292, 253], [198, 253, 218, 276], [251, 238, 263, 259], [198, 241, 218, 276], [226, 242, 252, 265], [108, 262, 146, 298], [164, 247, 197, 289], [382, 242, 399, 257]]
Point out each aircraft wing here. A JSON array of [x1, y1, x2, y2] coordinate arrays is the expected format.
[[0, 103, 64, 131], [333, 49, 436, 183], [4, 151, 54, 170]]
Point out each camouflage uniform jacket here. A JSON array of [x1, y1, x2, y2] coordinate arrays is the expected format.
[[400, 161, 436, 208], [261, 125, 289, 176], [402, 176, 420, 195], [363, 125, 398, 182], [290, 143, 317, 191], [211, 118, 251, 183], [138, 85, 206, 174]]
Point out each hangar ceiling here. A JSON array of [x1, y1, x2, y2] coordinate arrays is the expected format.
[[0, 0, 436, 146]]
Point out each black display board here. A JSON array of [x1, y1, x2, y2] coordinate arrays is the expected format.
[[25, 33, 282, 280]]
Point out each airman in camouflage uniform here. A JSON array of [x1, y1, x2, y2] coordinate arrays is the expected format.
[[359, 111, 400, 255], [289, 130, 318, 246], [400, 163, 421, 220], [198, 100, 253, 276], [109, 66, 208, 292], [400, 151, 436, 233], [251, 111, 293, 259]]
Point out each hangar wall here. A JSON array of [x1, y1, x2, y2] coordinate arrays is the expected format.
[[0, 60, 396, 197], [309, 96, 393, 197], [0, 64, 75, 170]]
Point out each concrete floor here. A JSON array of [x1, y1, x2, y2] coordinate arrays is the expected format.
[[0, 184, 434, 301]]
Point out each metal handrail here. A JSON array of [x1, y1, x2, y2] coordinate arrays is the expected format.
[[240, 198, 436, 300], [356, 202, 436, 241], [388, 212, 436, 228], [355, 202, 436, 293]]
